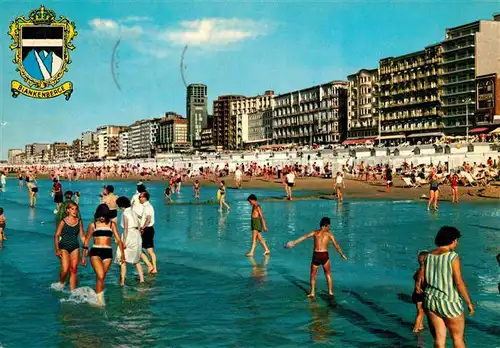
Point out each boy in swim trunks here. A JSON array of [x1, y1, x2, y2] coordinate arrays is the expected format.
[[285, 217, 347, 297], [246, 194, 270, 256], [0, 207, 6, 241], [193, 180, 200, 200]]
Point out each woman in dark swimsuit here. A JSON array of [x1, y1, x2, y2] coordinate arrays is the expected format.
[[427, 173, 440, 211], [54, 202, 85, 291], [82, 204, 125, 306]]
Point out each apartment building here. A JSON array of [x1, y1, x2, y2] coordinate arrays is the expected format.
[[230, 91, 274, 149], [346, 69, 379, 144], [212, 95, 246, 150], [97, 125, 126, 159], [157, 113, 189, 153], [200, 128, 214, 150], [7, 149, 23, 163], [378, 43, 442, 144], [71, 139, 82, 161], [118, 129, 130, 158], [246, 109, 273, 147], [128, 118, 160, 158], [273, 81, 348, 145], [80, 131, 99, 161], [24, 143, 50, 163], [186, 84, 208, 146], [50, 142, 71, 162], [441, 14, 500, 135]]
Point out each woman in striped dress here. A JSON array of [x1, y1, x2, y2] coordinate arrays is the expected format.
[[417, 226, 475, 348]]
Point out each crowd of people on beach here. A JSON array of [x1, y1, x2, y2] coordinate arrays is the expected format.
[[0, 159, 497, 347]]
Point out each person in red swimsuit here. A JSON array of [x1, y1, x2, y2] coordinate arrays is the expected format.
[[450, 173, 459, 204], [285, 217, 347, 298]]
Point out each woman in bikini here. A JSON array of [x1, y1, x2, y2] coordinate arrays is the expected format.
[[54, 202, 85, 291], [81, 204, 125, 306]]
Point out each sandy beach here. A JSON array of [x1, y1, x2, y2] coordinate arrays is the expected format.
[[20, 173, 498, 201]]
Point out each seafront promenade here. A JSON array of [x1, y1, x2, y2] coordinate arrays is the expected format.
[[5, 142, 499, 174]]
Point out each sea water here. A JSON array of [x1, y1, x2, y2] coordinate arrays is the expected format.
[[0, 179, 498, 347]]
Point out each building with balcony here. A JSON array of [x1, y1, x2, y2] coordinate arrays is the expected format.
[[157, 113, 189, 153], [346, 68, 379, 144], [7, 149, 23, 163], [80, 131, 98, 161], [245, 109, 273, 148], [230, 90, 274, 149], [24, 143, 50, 163], [200, 128, 214, 150], [71, 139, 82, 161], [440, 14, 500, 135], [50, 142, 71, 162], [128, 118, 161, 158], [118, 129, 130, 158], [273, 81, 348, 145], [379, 43, 442, 144], [12, 152, 26, 164], [473, 73, 500, 130], [97, 125, 126, 159], [186, 84, 208, 146], [212, 95, 246, 150]]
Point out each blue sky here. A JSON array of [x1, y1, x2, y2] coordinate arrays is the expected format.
[[0, 0, 498, 159]]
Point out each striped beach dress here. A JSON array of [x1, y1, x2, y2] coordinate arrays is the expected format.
[[424, 251, 463, 318]]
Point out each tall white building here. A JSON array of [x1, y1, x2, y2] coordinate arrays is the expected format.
[[230, 90, 274, 149], [97, 125, 125, 159], [119, 130, 129, 158], [128, 118, 161, 158]]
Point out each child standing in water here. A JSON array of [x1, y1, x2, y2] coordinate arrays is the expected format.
[[0, 207, 6, 241], [246, 194, 270, 256], [285, 217, 347, 297], [412, 250, 429, 333]]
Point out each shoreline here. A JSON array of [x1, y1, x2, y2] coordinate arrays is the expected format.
[[8, 174, 499, 201]]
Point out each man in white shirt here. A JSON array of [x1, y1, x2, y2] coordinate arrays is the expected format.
[[131, 182, 146, 218], [285, 169, 296, 200], [139, 191, 157, 274]]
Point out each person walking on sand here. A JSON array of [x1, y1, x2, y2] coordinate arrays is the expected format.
[[335, 172, 345, 202], [285, 217, 347, 297], [246, 194, 271, 256], [415, 226, 474, 348], [427, 173, 440, 211], [139, 192, 158, 274], [115, 197, 144, 285], [450, 173, 459, 204], [54, 202, 85, 291], [217, 181, 231, 212]]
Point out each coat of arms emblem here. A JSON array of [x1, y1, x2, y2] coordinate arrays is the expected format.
[[8, 5, 77, 100]]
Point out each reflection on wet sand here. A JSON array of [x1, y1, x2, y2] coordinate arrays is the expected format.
[[249, 255, 269, 283], [308, 299, 332, 343]]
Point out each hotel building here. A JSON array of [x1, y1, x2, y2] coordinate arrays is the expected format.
[[273, 81, 348, 145], [156, 112, 189, 153], [229, 90, 274, 149], [246, 108, 273, 147], [128, 118, 161, 158], [378, 43, 442, 144], [97, 125, 125, 159], [186, 84, 208, 146], [7, 149, 23, 163], [212, 95, 246, 150], [441, 14, 500, 135], [346, 68, 379, 145]]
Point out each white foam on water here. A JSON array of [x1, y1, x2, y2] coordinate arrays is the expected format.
[[50, 282, 66, 292], [60, 286, 103, 307]]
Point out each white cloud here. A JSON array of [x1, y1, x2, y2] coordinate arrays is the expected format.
[[88, 17, 269, 58], [88, 18, 143, 38], [159, 18, 267, 47]]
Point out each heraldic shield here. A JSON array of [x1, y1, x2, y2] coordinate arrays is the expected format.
[[8, 5, 77, 100]]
